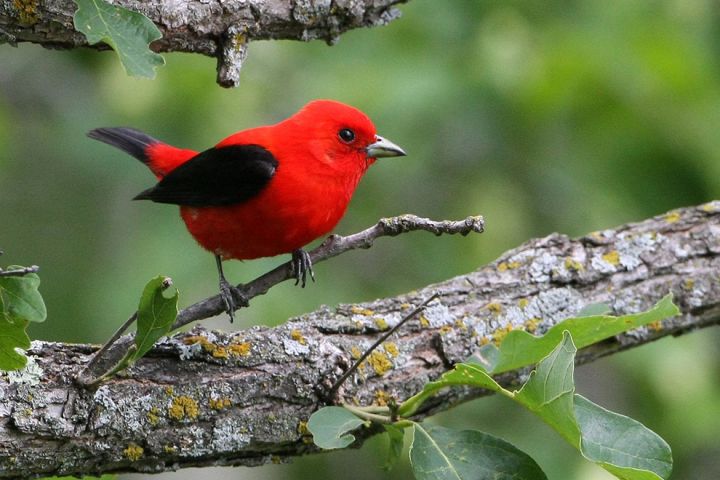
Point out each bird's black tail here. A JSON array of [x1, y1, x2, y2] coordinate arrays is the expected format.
[[87, 127, 160, 165]]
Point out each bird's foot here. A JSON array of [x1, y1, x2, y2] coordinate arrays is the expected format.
[[219, 278, 248, 323], [291, 249, 315, 288]]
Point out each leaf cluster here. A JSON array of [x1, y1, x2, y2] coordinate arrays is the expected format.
[[308, 296, 679, 479]]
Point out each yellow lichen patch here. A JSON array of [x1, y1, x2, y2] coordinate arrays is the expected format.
[[168, 396, 199, 421], [702, 202, 719, 212], [366, 350, 393, 376], [564, 257, 584, 271], [683, 278, 695, 290], [517, 298, 529, 309], [374, 317, 389, 330], [524, 318, 541, 334], [478, 336, 490, 346], [647, 320, 664, 332], [350, 345, 362, 359], [383, 342, 399, 358], [290, 329, 307, 345], [297, 421, 310, 435], [123, 443, 144, 462], [350, 306, 374, 316], [209, 397, 232, 410], [400, 303, 412, 310], [492, 324, 514, 346], [229, 342, 252, 357], [439, 325, 453, 335], [374, 389, 391, 406], [485, 302, 503, 315], [602, 250, 620, 266], [664, 211, 681, 223], [13, 0, 39, 25], [165, 386, 174, 396], [211, 346, 229, 359], [454, 319, 467, 331], [498, 260, 521, 272], [163, 445, 177, 454], [184, 335, 227, 358], [146, 407, 160, 426], [419, 314, 430, 327]]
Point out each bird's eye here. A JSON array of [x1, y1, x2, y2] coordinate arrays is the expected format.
[[338, 128, 355, 143]]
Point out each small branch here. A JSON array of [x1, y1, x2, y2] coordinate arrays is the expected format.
[[174, 215, 484, 329], [0, 0, 409, 87], [0, 265, 39, 277]]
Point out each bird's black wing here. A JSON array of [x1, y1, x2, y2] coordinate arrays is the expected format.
[[134, 144, 278, 207]]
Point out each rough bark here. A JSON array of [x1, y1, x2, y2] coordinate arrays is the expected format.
[[1, 201, 719, 478], [0, 0, 408, 86]]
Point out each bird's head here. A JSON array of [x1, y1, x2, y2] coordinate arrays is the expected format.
[[283, 100, 406, 174]]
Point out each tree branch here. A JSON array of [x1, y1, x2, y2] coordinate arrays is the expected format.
[[1, 202, 719, 478], [0, 0, 408, 86], [0, 265, 39, 277]]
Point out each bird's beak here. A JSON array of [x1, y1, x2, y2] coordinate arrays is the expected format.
[[366, 135, 406, 158]]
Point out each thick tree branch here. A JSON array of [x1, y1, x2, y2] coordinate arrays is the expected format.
[[1, 202, 719, 478], [0, 0, 408, 86]]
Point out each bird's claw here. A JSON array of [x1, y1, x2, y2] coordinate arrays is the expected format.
[[219, 278, 248, 323], [291, 249, 315, 288]]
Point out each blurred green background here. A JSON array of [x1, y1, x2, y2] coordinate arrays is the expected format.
[[1, 0, 719, 478]]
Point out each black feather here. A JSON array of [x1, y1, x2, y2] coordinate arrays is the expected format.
[[133, 144, 278, 207], [87, 127, 160, 164]]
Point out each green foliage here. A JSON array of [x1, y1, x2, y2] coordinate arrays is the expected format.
[[382, 424, 406, 471], [410, 424, 547, 480], [307, 406, 367, 449], [73, 0, 164, 78], [88, 276, 178, 384], [130, 276, 178, 362], [0, 316, 30, 371], [0, 268, 46, 371], [474, 294, 678, 374], [309, 298, 678, 479]]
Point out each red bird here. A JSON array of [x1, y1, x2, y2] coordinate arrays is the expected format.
[[88, 100, 406, 321]]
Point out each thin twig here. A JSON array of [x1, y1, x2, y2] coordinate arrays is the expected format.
[[326, 293, 440, 401], [79, 313, 137, 374], [0, 265, 40, 277], [173, 215, 483, 329]]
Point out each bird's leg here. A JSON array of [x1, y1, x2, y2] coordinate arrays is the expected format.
[[291, 249, 315, 288], [215, 254, 248, 323]]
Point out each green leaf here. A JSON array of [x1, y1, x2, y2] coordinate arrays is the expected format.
[[0, 317, 30, 371], [575, 395, 672, 480], [576, 302, 612, 317], [514, 331, 582, 445], [410, 424, 547, 480], [73, 0, 164, 78], [307, 406, 366, 449], [131, 276, 178, 362], [0, 269, 47, 323], [478, 294, 678, 374], [399, 363, 504, 417], [514, 332, 672, 479], [382, 424, 406, 471]]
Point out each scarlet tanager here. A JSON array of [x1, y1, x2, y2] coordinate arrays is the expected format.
[[88, 100, 406, 321]]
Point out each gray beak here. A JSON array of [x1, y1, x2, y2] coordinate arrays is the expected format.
[[366, 135, 406, 158]]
